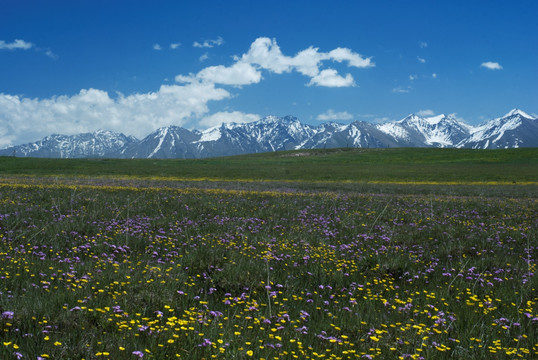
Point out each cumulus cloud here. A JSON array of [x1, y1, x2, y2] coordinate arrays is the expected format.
[[0, 39, 34, 50], [176, 62, 262, 86], [328, 47, 373, 68], [240, 37, 295, 74], [308, 69, 355, 87], [417, 56, 426, 63], [180, 37, 372, 88], [409, 74, 418, 81], [481, 61, 503, 70], [153, 43, 162, 50], [316, 109, 354, 121], [0, 84, 230, 148], [198, 111, 260, 128], [170, 43, 181, 49], [193, 36, 224, 48], [242, 38, 374, 74], [419, 42, 428, 48], [240, 37, 372, 86]]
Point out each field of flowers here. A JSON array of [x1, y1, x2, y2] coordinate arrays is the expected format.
[[0, 177, 536, 359]]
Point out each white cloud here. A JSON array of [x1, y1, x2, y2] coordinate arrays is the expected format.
[[176, 62, 262, 86], [179, 37, 372, 88], [392, 86, 410, 93], [241, 37, 373, 86], [409, 74, 418, 81], [0, 39, 33, 50], [432, 73, 437, 78], [199, 111, 260, 128], [193, 36, 224, 48], [199, 53, 209, 62], [197, 62, 262, 86], [44, 49, 58, 59], [242, 38, 374, 74], [240, 37, 294, 74], [154, 43, 181, 50], [316, 109, 354, 121], [417, 56, 426, 63], [0, 84, 231, 148], [419, 42, 428, 48], [328, 47, 373, 68], [1, 39, 57, 59], [480, 61, 503, 70], [308, 69, 355, 87], [416, 109, 435, 117]]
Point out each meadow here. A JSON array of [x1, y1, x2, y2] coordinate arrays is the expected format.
[[0, 148, 537, 359]]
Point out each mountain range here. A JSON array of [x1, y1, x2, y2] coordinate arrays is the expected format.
[[1, 109, 536, 159]]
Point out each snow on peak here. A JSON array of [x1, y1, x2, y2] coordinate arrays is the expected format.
[[259, 115, 281, 123], [504, 109, 533, 119], [376, 122, 410, 141], [423, 114, 446, 125], [148, 127, 169, 158], [222, 122, 238, 130], [467, 110, 527, 144], [400, 113, 451, 126], [398, 114, 421, 123], [198, 127, 222, 142], [94, 129, 111, 135], [158, 127, 169, 136]]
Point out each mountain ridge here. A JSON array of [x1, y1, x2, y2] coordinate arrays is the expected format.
[[1, 109, 536, 158]]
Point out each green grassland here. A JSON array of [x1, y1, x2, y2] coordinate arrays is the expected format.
[[0, 148, 537, 359], [1, 148, 537, 184]]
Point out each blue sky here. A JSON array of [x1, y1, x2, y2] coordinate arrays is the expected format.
[[1, 0, 537, 147]]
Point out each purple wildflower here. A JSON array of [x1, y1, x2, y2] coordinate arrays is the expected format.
[[2, 311, 14, 320]]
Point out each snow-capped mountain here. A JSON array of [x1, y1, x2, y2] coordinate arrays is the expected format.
[[458, 109, 538, 149], [122, 126, 201, 159], [1, 109, 536, 158], [193, 115, 317, 157], [0, 130, 138, 158], [378, 113, 474, 147], [301, 121, 400, 149], [123, 116, 319, 159]]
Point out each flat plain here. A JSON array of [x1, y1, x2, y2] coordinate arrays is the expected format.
[[0, 148, 536, 359]]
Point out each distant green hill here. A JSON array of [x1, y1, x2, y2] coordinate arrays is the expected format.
[[1, 148, 537, 184]]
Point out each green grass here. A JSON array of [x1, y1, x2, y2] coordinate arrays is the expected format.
[[0, 177, 536, 359], [0, 148, 537, 359], [1, 147, 537, 183]]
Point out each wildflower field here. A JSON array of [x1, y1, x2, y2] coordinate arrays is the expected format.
[[0, 149, 537, 359]]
